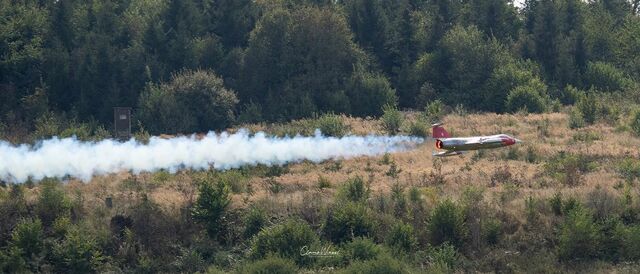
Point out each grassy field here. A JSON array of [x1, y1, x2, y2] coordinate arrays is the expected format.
[[4, 110, 640, 273]]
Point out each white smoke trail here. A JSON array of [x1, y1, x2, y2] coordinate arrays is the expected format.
[[0, 130, 423, 183]]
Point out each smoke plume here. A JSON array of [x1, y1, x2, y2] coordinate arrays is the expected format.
[[0, 130, 423, 183]]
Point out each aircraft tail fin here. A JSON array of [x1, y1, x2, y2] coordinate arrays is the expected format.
[[432, 123, 451, 138]]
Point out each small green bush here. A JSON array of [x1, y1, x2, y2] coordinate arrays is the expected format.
[[51, 226, 103, 273], [584, 61, 630, 92], [424, 100, 445, 123], [386, 222, 416, 253], [192, 174, 231, 240], [483, 219, 502, 245], [340, 254, 408, 274], [381, 104, 403, 134], [568, 108, 586, 129], [241, 255, 298, 274], [505, 80, 549, 113], [337, 176, 369, 203], [576, 92, 598, 124], [347, 69, 398, 117], [429, 242, 459, 269], [557, 207, 601, 261], [429, 199, 467, 248], [324, 202, 375, 243], [616, 158, 640, 182], [408, 121, 429, 138], [251, 219, 318, 265], [617, 225, 640, 261], [313, 113, 348, 137], [342, 237, 381, 262], [36, 178, 71, 227], [244, 207, 267, 239], [630, 109, 640, 136]]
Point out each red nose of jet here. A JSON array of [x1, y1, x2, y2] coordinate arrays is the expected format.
[[501, 137, 519, 146]]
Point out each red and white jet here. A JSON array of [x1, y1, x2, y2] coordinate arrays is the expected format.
[[432, 123, 522, 157]]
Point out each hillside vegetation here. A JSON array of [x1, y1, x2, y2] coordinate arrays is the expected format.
[[2, 110, 640, 273]]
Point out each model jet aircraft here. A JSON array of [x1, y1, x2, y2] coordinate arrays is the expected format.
[[432, 123, 522, 157]]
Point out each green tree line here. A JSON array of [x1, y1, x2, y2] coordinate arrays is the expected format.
[[1, 0, 639, 136]]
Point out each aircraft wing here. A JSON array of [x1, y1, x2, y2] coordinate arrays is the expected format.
[[432, 150, 466, 157]]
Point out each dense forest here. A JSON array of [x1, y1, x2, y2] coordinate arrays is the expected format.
[[3, 0, 640, 273], [1, 0, 639, 138]]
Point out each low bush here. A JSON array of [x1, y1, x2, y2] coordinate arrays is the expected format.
[[424, 100, 445, 123], [616, 158, 640, 182], [408, 121, 429, 138], [544, 152, 596, 186], [244, 207, 267, 239], [241, 255, 298, 274], [386, 222, 416, 253], [337, 176, 369, 203], [429, 199, 467, 248], [505, 80, 549, 113], [313, 113, 349, 137], [429, 242, 459, 269], [381, 105, 403, 134], [568, 107, 586, 129], [192, 174, 231, 241], [324, 202, 375, 243], [36, 179, 71, 227], [342, 237, 381, 262], [340, 254, 408, 274], [557, 207, 601, 261], [251, 219, 318, 265], [631, 109, 640, 136]]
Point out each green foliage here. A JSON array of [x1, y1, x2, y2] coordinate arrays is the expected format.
[[244, 207, 267, 239], [381, 104, 403, 134], [340, 254, 408, 274], [347, 69, 398, 117], [408, 121, 429, 138], [616, 225, 640, 261], [51, 225, 104, 273], [505, 79, 550, 113], [250, 219, 318, 265], [324, 202, 375, 243], [429, 199, 467, 248], [631, 109, 640, 136], [36, 178, 71, 227], [171, 247, 205, 273], [558, 207, 601, 261], [241, 255, 298, 274], [616, 158, 640, 182], [584, 62, 630, 92], [313, 113, 348, 137], [386, 222, 416, 253], [342, 237, 381, 262], [317, 176, 332, 189], [424, 100, 445, 123], [429, 242, 459, 269], [337, 176, 369, 203], [192, 174, 231, 240], [138, 69, 238, 134], [544, 152, 595, 186], [576, 91, 598, 124]]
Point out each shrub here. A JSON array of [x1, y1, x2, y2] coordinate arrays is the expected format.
[[171, 247, 205, 273], [324, 202, 375, 243], [192, 174, 231, 240], [544, 152, 595, 186], [36, 178, 71, 227], [424, 100, 445, 123], [617, 225, 640, 261], [386, 222, 416, 253], [429, 199, 467, 248], [137, 69, 238, 134], [576, 92, 598, 124], [347, 69, 398, 117], [381, 104, 403, 134], [569, 107, 586, 129], [505, 80, 549, 113], [313, 113, 348, 137], [215, 170, 248, 194], [560, 85, 583, 105], [51, 226, 103, 273], [631, 109, 640, 136], [483, 219, 502, 245], [241, 256, 298, 274], [3, 218, 44, 272], [342, 237, 381, 262], [584, 61, 630, 92], [317, 176, 332, 189], [251, 219, 318, 265], [337, 176, 369, 203], [244, 207, 267, 239], [340, 254, 407, 274], [550, 192, 564, 216], [616, 158, 640, 182], [429, 242, 459, 269], [408, 121, 429, 138], [557, 207, 601, 261]]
